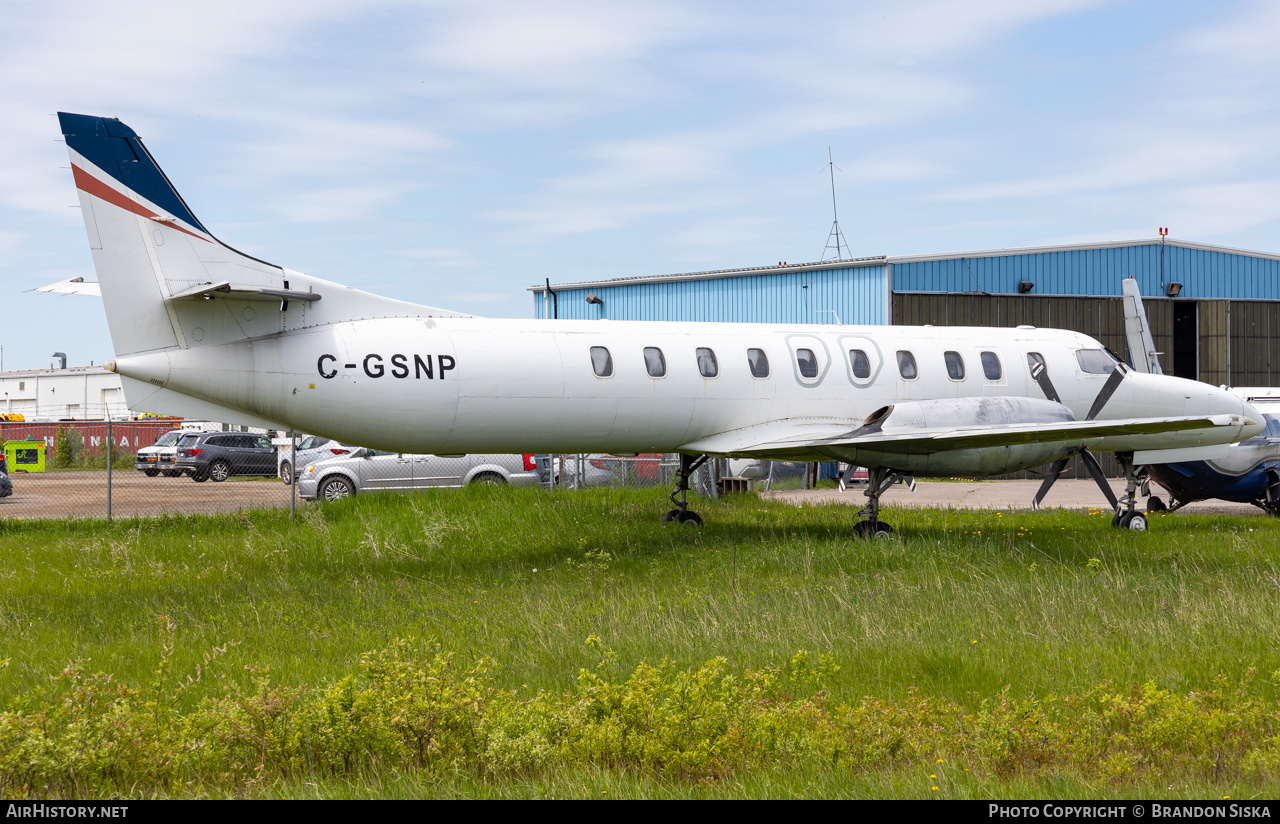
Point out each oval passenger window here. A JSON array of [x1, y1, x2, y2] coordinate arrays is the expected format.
[[981, 351, 1002, 381], [696, 347, 719, 378], [944, 350, 965, 380], [796, 349, 819, 379], [643, 347, 666, 378], [849, 349, 871, 379], [747, 348, 770, 378], [897, 350, 918, 380], [590, 346, 613, 377]]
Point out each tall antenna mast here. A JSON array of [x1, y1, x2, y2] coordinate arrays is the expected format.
[[821, 147, 852, 261]]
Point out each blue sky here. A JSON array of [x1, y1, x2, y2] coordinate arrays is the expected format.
[[3, 0, 1280, 369]]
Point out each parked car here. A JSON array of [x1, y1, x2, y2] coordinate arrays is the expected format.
[[135, 429, 186, 477], [278, 435, 362, 484], [299, 450, 543, 501], [0, 467, 11, 498], [175, 431, 278, 482]]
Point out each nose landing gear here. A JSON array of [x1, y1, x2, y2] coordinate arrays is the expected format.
[[1111, 453, 1148, 530]]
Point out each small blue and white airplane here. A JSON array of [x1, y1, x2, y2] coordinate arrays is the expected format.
[[52, 112, 1265, 534]]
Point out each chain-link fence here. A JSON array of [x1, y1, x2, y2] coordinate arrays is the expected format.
[[0, 420, 296, 520], [0, 419, 845, 520]]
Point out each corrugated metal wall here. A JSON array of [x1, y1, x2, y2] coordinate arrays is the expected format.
[[532, 263, 888, 325], [891, 242, 1280, 300]]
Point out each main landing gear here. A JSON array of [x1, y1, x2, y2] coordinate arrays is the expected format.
[[1111, 452, 1148, 531], [663, 454, 707, 527], [851, 466, 901, 539]]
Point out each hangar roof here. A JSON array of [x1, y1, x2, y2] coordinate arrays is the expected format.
[[528, 237, 1280, 293]]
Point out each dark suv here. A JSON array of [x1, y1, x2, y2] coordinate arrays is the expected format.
[[175, 432, 277, 482]]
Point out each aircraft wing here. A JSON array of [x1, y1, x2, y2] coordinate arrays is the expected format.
[[680, 414, 1253, 460]]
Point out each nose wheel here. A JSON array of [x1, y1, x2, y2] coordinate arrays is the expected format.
[[1110, 453, 1149, 530]]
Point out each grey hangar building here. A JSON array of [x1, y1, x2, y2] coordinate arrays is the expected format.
[[530, 237, 1280, 390]]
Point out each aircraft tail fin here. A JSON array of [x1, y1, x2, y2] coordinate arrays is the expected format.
[[59, 112, 291, 357], [59, 112, 467, 360], [1122, 277, 1163, 375]]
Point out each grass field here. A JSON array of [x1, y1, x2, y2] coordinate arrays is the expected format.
[[2, 487, 1280, 798]]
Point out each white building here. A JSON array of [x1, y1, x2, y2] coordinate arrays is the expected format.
[[0, 365, 126, 420]]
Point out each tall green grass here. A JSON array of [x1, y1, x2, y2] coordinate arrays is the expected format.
[[2, 487, 1280, 796]]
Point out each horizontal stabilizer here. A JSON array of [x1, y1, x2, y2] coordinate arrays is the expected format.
[[166, 281, 322, 303], [32, 276, 101, 296]]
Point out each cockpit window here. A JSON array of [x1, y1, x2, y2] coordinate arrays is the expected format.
[[1264, 414, 1280, 439], [1075, 348, 1118, 374]]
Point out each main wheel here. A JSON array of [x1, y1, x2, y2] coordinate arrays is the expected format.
[[1117, 512, 1148, 531], [676, 510, 702, 527], [208, 460, 232, 482], [320, 476, 355, 501], [661, 509, 683, 524], [852, 520, 895, 539], [280, 461, 293, 485], [144, 468, 160, 477]]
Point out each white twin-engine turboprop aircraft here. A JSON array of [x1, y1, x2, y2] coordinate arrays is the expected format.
[[56, 112, 1262, 535]]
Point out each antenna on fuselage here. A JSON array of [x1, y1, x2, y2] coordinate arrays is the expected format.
[[820, 147, 852, 261]]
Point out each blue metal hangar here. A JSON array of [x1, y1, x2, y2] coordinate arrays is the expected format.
[[530, 237, 1280, 387]]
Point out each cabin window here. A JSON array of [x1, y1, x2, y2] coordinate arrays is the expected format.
[[849, 349, 871, 379], [643, 347, 666, 378], [696, 347, 719, 378], [944, 351, 965, 381], [747, 348, 770, 378], [590, 346, 613, 377], [897, 350, 918, 380], [981, 351, 1002, 381], [1076, 349, 1117, 374], [796, 349, 819, 379]]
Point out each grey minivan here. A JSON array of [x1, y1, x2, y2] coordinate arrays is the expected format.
[[298, 450, 545, 501]]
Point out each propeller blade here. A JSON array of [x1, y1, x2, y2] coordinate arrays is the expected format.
[[1032, 456, 1070, 509], [1029, 359, 1061, 403], [1079, 448, 1119, 510], [1085, 366, 1128, 421]]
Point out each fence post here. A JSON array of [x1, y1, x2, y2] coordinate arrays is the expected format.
[[106, 418, 113, 523], [290, 430, 297, 520]]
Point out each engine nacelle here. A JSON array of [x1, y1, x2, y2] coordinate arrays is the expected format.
[[837, 396, 1079, 477]]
